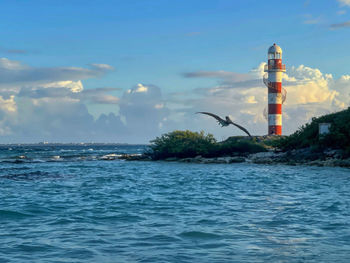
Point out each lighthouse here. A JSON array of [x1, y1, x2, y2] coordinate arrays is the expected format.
[[264, 43, 286, 135]]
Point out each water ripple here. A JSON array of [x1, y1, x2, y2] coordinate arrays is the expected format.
[[0, 145, 350, 262]]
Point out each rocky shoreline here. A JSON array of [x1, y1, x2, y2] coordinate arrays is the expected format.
[[119, 148, 350, 168]]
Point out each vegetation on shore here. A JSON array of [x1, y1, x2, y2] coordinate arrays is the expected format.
[[269, 107, 350, 155], [146, 108, 350, 161], [147, 130, 266, 160]]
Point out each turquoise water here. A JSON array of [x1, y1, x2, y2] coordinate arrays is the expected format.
[[0, 145, 350, 262]]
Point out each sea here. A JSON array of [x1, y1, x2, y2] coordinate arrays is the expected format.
[[0, 144, 350, 263]]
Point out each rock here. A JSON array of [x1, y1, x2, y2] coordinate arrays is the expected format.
[[164, 157, 179, 162], [119, 154, 151, 161], [333, 158, 350, 168], [145, 149, 350, 168], [191, 157, 228, 164], [308, 160, 325, 167], [216, 157, 231, 164], [178, 158, 195, 163], [288, 148, 324, 161], [248, 151, 286, 164], [252, 158, 274, 164], [228, 157, 246, 163], [100, 153, 119, 160], [323, 149, 344, 159], [249, 151, 277, 159]]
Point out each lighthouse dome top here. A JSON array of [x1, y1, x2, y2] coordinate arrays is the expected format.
[[268, 43, 282, 54]]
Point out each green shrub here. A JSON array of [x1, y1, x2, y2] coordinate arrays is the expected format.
[[218, 137, 267, 155], [148, 130, 217, 159], [274, 107, 350, 151], [147, 131, 267, 160]]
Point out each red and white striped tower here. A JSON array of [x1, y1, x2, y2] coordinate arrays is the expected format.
[[264, 43, 286, 135]]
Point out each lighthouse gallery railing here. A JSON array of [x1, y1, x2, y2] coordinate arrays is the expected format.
[[264, 64, 286, 71]]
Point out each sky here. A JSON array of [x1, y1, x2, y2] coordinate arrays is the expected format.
[[0, 0, 350, 143]]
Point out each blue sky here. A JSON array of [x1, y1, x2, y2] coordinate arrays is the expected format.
[[0, 0, 350, 143]]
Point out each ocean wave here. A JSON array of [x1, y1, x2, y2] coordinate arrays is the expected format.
[[1, 171, 65, 181], [99, 154, 123, 160], [178, 231, 222, 239], [50, 155, 62, 161], [0, 153, 140, 163], [0, 209, 32, 219]]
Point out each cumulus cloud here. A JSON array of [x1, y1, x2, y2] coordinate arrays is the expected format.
[[177, 63, 350, 137], [0, 95, 17, 113], [283, 65, 338, 105], [0, 80, 171, 143], [80, 87, 121, 104], [0, 57, 129, 142], [12, 97, 95, 142], [0, 57, 124, 142], [0, 94, 125, 143], [17, 86, 120, 106], [119, 84, 170, 142], [0, 58, 118, 107], [16, 79, 120, 106], [42, 80, 84, 93], [0, 54, 350, 143]]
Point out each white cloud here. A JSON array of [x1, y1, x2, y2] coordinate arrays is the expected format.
[[89, 94, 119, 104], [118, 84, 170, 142], [0, 95, 18, 136], [0, 56, 349, 143], [90, 63, 114, 70], [0, 58, 26, 70], [17, 81, 120, 105], [176, 63, 350, 137], [41, 80, 84, 93], [284, 65, 338, 105], [134, 83, 148, 93], [154, 103, 164, 109], [338, 0, 350, 6], [244, 96, 258, 104], [0, 82, 171, 143], [0, 58, 113, 89], [0, 95, 17, 113]]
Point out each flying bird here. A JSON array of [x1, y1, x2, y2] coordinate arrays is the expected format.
[[196, 112, 252, 137]]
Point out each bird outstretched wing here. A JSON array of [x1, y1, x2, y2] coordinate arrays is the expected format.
[[196, 112, 252, 137], [226, 117, 252, 137], [196, 112, 228, 126]]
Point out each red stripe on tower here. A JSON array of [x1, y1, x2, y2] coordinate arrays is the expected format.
[[264, 43, 286, 136], [268, 104, 282, 114], [268, 125, 282, 135]]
